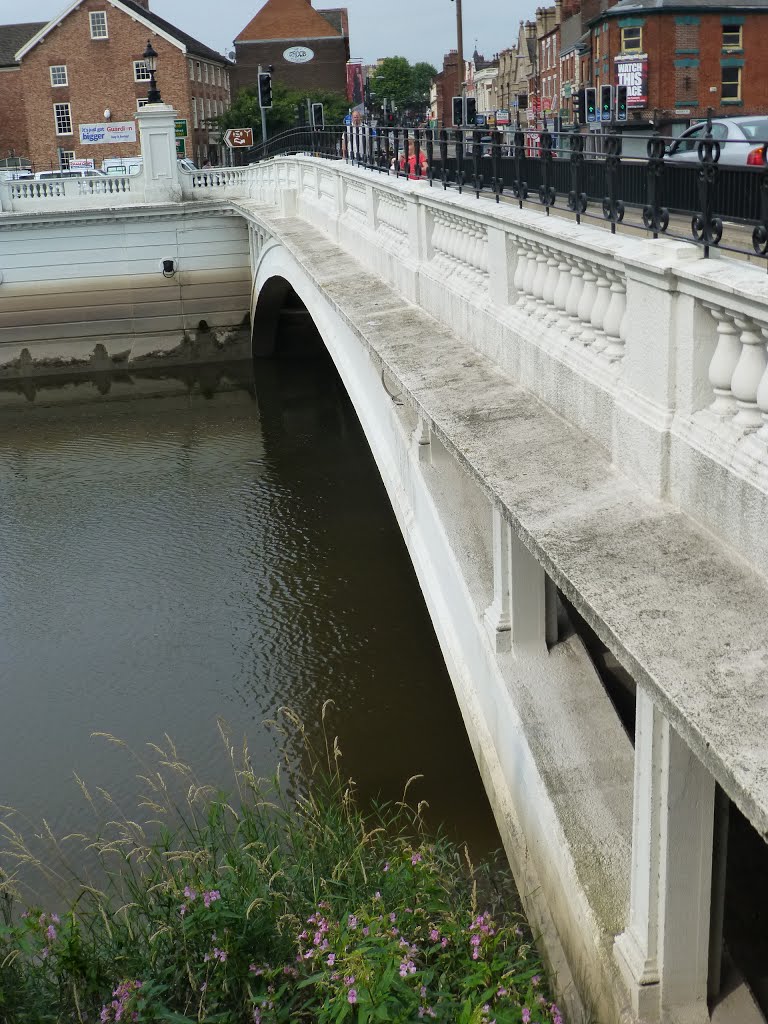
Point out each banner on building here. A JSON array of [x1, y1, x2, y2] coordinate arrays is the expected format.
[[79, 122, 137, 145], [614, 53, 648, 108], [346, 61, 364, 106]]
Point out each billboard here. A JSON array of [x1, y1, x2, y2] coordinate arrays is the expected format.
[[614, 53, 648, 108], [79, 121, 137, 145], [346, 60, 364, 106]]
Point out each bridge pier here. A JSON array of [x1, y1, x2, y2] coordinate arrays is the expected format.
[[484, 509, 557, 654], [616, 688, 715, 1023]]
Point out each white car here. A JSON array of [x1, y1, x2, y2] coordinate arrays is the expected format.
[[666, 116, 768, 167], [34, 168, 107, 180]]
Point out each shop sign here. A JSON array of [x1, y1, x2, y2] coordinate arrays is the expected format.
[[176, 138, 186, 157], [174, 119, 188, 139], [495, 109, 511, 126], [614, 53, 648, 108]]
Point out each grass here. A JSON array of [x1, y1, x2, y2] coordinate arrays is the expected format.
[[0, 706, 563, 1023]]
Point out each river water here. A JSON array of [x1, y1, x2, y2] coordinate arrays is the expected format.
[[0, 356, 499, 895]]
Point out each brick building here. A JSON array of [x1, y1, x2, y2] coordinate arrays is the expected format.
[[588, 0, 768, 130], [0, 22, 46, 167], [233, 0, 350, 97], [0, 0, 232, 172], [432, 49, 461, 128]]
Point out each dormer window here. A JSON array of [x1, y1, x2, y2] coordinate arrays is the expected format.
[[89, 11, 108, 38]]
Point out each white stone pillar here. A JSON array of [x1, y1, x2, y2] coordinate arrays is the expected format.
[[136, 103, 183, 204], [615, 688, 715, 1023], [484, 509, 549, 653]]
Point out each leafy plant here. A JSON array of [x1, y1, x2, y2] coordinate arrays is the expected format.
[[0, 709, 563, 1023]]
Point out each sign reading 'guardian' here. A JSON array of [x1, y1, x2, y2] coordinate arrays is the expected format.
[[614, 54, 648, 108], [79, 122, 137, 145]]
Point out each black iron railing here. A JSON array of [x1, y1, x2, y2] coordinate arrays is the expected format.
[[246, 112, 768, 269]]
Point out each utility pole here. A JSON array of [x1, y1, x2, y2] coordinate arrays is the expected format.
[[258, 64, 267, 146], [455, 0, 464, 86]]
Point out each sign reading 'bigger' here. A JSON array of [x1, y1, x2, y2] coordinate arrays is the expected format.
[[79, 122, 137, 145], [614, 54, 648, 108]]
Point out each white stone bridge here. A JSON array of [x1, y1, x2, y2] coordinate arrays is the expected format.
[[3, 108, 768, 1024]]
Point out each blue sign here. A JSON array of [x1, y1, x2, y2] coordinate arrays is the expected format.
[[344, 114, 352, 125], [475, 114, 487, 127]]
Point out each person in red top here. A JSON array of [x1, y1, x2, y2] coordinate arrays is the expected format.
[[394, 150, 429, 180]]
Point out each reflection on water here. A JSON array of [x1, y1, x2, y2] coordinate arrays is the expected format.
[[0, 357, 500, 892]]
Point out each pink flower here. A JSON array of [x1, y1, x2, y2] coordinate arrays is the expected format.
[[522, 1010, 531, 1024], [327, 954, 335, 966], [183, 886, 196, 900], [46, 924, 57, 942], [429, 929, 440, 942], [179, 904, 187, 917], [348, 989, 357, 1004], [383, 862, 390, 872], [411, 853, 422, 865], [203, 890, 221, 908]]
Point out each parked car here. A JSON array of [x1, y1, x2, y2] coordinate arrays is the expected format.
[[34, 168, 107, 179], [666, 116, 768, 167], [102, 157, 143, 175]]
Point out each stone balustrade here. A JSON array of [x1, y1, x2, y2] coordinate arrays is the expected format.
[[180, 167, 248, 196], [242, 156, 768, 584]]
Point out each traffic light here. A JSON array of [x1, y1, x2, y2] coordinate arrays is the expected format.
[[311, 102, 324, 128], [585, 87, 597, 124], [452, 96, 463, 126], [600, 84, 612, 122], [573, 88, 585, 125], [465, 97, 477, 124], [616, 84, 628, 122], [258, 72, 272, 109]]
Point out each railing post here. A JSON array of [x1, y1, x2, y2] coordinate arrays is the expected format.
[[642, 134, 670, 238], [615, 688, 715, 1023], [512, 121, 528, 208], [472, 129, 482, 198], [692, 108, 723, 258], [567, 132, 587, 224], [538, 118, 555, 214], [439, 129, 449, 190], [602, 128, 625, 234]]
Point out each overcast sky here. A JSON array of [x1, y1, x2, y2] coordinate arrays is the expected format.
[[24, 0, 533, 68]]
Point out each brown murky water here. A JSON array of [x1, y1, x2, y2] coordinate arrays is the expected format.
[[0, 356, 500, 896]]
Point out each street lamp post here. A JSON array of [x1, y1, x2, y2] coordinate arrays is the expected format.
[[143, 40, 162, 104]]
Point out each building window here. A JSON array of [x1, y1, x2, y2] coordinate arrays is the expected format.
[[204, 63, 209, 83], [675, 22, 699, 53], [192, 97, 198, 128], [196, 61, 201, 81], [59, 150, 75, 169], [189, 59, 194, 80], [54, 102, 72, 135], [594, 32, 600, 59], [137, 98, 149, 108], [50, 64, 68, 86], [89, 11, 108, 38], [216, 66, 221, 86], [722, 24, 743, 50], [721, 65, 742, 101], [621, 26, 643, 52], [133, 59, 151, 81]]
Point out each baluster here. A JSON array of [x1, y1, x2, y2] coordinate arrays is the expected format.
[[705, 307, 740, 419], [754, 326, 768, 447], [731, 316, 767, 429], [564, 257, 584, 337], [589, 268, 613, 352], [531, 246, 549, 308], [542, 249, 560, 322], [521, 241, 539, 309], [553, 255, 573, 319], [602, 271, 628, 361], [513, 238, 531, 300], [576, 261, 598, 346]]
